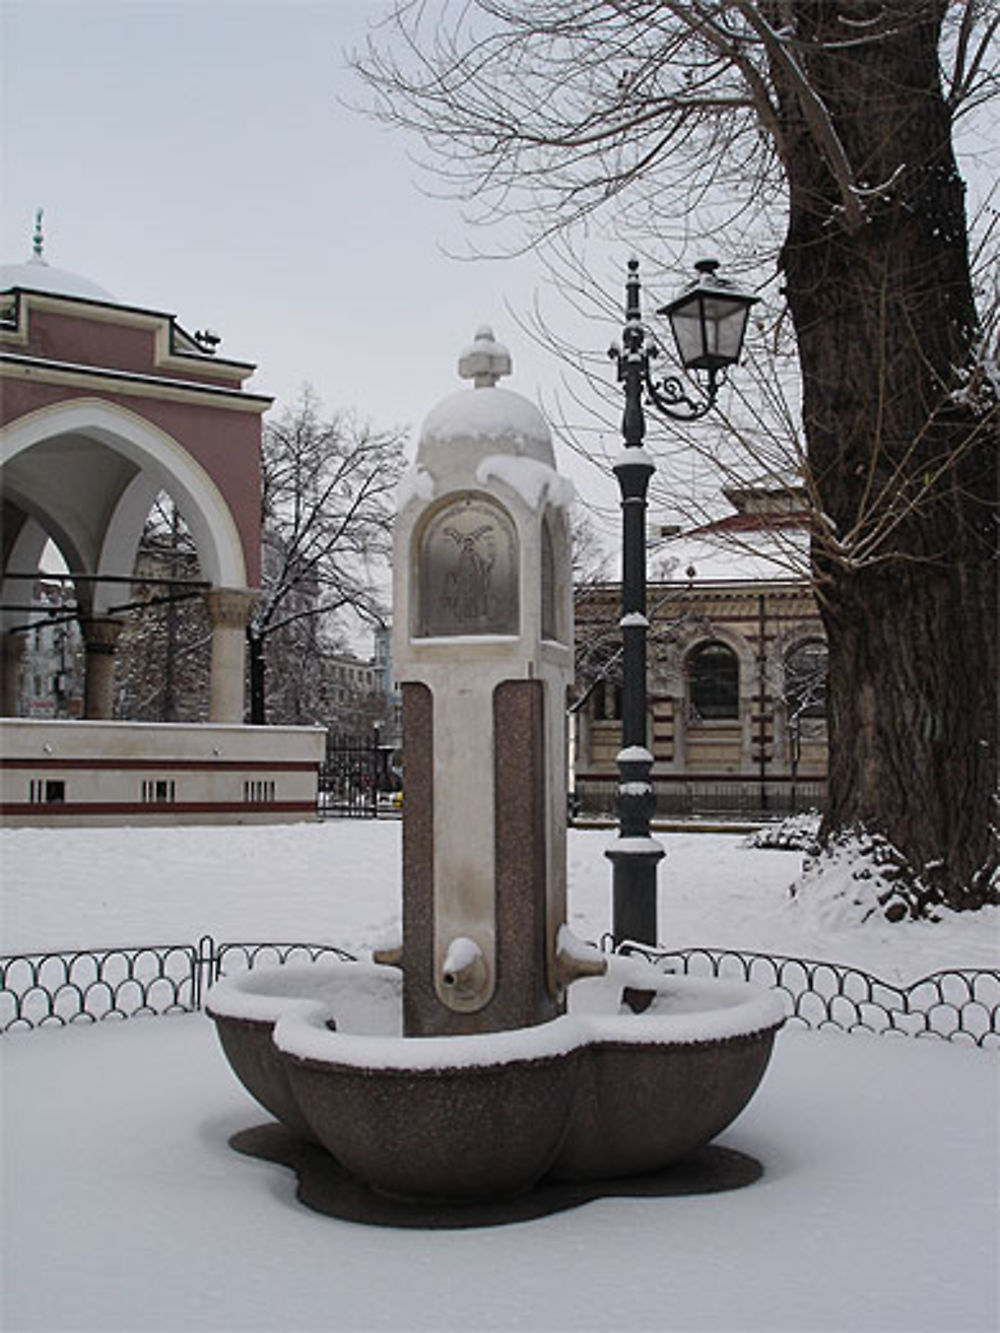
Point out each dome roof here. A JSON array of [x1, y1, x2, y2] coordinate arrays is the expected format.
[[416, 326, 554, 472], [0, 258, 116, 303]]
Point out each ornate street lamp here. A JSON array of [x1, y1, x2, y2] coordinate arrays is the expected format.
[[607, 257, 758, 946]]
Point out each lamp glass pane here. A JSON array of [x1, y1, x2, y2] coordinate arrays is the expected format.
[[669, 301, 707, 368], [702, 296, 750, 363]]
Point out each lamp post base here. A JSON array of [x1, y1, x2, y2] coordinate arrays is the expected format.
[[606, 841, 665, 947]]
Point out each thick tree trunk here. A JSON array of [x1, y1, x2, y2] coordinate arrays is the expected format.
[[772, 2, 998, 908]]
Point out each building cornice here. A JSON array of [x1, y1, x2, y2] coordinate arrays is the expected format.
[[0, 286, 258, 385], [0, 353, 273, 415]]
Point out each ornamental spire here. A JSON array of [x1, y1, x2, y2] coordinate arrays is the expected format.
[[30, 208, 45, 263], [458, 324, 512, 388]]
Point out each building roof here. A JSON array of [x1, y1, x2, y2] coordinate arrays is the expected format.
[[651, 478, 812, 584], [0, 257, 116, 303], [2, 211, 117, 303]]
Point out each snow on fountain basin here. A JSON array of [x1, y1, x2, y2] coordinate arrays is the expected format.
[[206, 952, 785, 1200]]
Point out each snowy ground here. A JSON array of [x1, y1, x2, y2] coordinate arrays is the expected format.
[[3, 820, 998, 981], [2, 821, 999, 1333]]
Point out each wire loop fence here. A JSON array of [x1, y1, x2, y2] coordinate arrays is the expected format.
[[0, 937, 355, 1034], [616, 942, 1000, 1049], [1, 936, 997, 1048]]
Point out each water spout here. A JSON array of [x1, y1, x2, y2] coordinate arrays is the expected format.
[[554, 925, 609, 989], [441, 936, 488, 1002]]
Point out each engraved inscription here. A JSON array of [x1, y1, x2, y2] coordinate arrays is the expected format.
[[418, 495, 518, 636]]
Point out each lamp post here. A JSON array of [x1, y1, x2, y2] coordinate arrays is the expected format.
[[607, 257, 757, 947]]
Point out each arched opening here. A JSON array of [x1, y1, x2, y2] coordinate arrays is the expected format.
[[0, 399, 248, 592], [1, 400, 253, 722], [113, 492, 211, 722]]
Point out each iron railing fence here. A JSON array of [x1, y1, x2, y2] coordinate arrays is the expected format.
[[1, 936, 997, 1047], [318, 734, 400, 819], [616, 943, 1000, 1049], [573, 775, 826, 821], [0, 937, 356, 1034]]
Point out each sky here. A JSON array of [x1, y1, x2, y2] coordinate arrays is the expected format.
[[0, 0, 624, 517], [2, 0, 996, 546]]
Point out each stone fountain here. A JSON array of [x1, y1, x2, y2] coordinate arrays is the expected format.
[[207, 328, 783, 1217]]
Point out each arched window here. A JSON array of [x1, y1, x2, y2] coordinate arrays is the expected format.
[[785, 640, 828, 719], [689, 641, 739, 720], [591, 677, 622, 722]]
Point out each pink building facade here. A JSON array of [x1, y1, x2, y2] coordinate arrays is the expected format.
[[0, 236, 324, 823]]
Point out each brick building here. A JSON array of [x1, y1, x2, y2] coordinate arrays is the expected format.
[[572, 479, 828, 818]]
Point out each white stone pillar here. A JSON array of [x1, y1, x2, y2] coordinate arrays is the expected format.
[[82, 617, 123, 720], [203, 588, 256, 724]]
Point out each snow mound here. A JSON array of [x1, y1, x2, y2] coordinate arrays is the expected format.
[[790, 828, 942, 926]]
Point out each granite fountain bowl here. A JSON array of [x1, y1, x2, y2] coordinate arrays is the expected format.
[[207, 956, 784, 1203]]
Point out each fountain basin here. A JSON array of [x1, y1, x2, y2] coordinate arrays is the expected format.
[[207, 957, 784, 1202]]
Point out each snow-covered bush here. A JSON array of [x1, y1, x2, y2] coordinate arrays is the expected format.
[[791, 827, 943, 925], [746, 812, 821, 853]]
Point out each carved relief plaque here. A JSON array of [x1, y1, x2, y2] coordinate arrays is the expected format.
[[417, 494, 518, 636]]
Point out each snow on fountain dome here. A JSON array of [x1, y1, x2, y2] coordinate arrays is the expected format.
[[405, 325, 574, 516], [416, 324, 555, 471]]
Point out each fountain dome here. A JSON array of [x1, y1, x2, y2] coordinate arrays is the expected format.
[[415, 325, 555, 475]]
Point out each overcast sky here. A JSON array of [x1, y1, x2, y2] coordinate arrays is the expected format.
[[3, 1, 996, 545], [0, 1, 625, 510]]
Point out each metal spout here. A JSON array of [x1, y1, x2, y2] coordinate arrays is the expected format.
[[554, 924, 609, 989], [441, 936, 488, 1002], [372, 943, 403, 968]]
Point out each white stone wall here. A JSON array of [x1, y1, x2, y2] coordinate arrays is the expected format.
[[0, 719, 325, 825]]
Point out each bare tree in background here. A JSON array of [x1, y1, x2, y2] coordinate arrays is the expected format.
[[355, 0, 999, 911], [114, 495, 211, 723], [250, 388, 406, 725]]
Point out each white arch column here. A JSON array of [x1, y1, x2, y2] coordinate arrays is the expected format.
[[203, 588, 256, 723]]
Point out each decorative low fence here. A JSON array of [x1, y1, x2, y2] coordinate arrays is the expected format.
[[0, 937, 355, 1034], [1, 937, 997, 1047], [618, 943, 1000, 1049]]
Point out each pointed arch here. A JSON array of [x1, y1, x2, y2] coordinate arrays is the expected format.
[[0, 398, 247, 592]]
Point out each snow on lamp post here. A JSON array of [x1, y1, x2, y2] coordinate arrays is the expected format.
[[607, 258, 758, 947]]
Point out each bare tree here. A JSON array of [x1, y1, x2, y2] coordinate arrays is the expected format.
[[250, 388, 407, 725], [114, 495, 211, 723], [355, 0, 999, 912]]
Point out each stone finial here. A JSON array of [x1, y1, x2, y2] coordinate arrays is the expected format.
[[31, 207, 45, 263], [458, 325, 512, 388]]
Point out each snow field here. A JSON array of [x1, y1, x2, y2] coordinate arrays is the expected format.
[[1, 819, 998, 1332]]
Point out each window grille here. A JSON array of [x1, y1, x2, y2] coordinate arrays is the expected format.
[[29, 779, 66, 804], [141, 779, 176, 803]]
